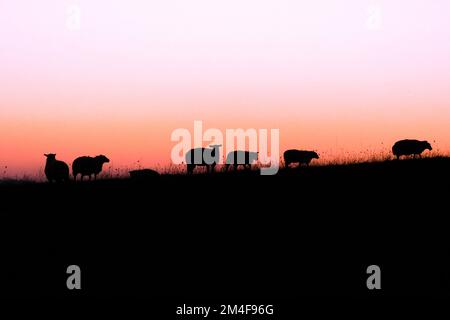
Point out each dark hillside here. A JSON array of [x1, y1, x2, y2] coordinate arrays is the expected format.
[[1, 158, 449, 301]]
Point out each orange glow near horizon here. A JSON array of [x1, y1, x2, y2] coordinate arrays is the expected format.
[[1, 1, 450, 177]]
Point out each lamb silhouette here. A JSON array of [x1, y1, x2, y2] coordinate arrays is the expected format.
[[44, 154, 69, 183], [129, 169, 160, 180], [392, 139, 432, 159], [73, 155, 110, 181], [185, 145, 221, 174], [225, 151, 258, 171], [284, 149, 319, 168]]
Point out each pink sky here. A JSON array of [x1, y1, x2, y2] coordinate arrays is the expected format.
[[1, 1, 450, 176]]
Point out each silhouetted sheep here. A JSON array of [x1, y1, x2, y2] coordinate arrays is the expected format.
[[392, 139, 432, 159], [225, 151, 258, 171], [129, 169, 160, 180], [185, 145, 221, 174], [284, 149, 319, 168], [44, 154, 69, 183], [73, 155, 110, 181]]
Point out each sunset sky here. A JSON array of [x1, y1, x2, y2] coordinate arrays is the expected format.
[[1, 1, 450, 176]]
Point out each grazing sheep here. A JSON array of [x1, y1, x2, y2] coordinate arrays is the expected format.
[[44, 154, 69, 183], [284, 149, 319, 168], [185, 145, 221, 174], [73, 155, 110, 181], [225, 151, 258, 171], [392, 139, 432, 159], [129, 169, 160, 180]]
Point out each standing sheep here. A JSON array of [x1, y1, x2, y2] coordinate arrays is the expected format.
[[392, 139, 432, 159], [225, 151, 258, 171], [44, 154, 70, 183], [185, 145, 221, 174], [73, 155, 110, 181], [284, 149, 319, 168]]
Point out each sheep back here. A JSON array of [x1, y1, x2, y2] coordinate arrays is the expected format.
[[185, 148, 218, 165], [226, 151, 258, 165], [73, 156, 101, 176], [129, 169, 160, 180], [284, 149, 319, 165]]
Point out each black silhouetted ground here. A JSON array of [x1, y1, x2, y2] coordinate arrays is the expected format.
[[1, 157, 449, 305]]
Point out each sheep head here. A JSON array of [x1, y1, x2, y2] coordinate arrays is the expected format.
[[422, 141, 432, 151], [44, 154, 56, 160], [95, 155, 110, 164]]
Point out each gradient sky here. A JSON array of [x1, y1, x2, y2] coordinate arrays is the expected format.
[[1, 0, 450, 176]]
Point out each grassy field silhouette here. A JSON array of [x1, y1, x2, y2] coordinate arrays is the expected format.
[[1, 155, 449, 298], [1, 153, 448, 182]]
